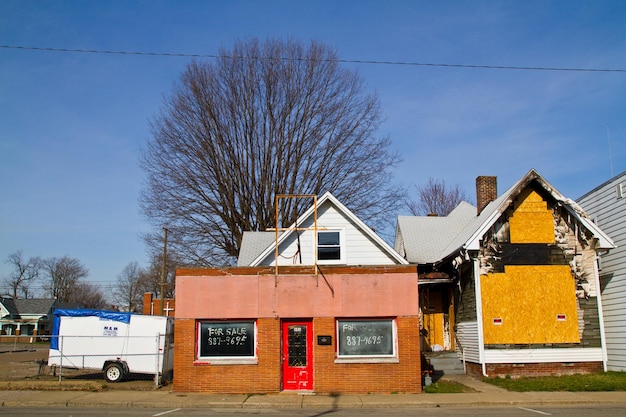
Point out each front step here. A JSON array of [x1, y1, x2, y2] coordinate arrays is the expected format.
[[423, 351, 465, 375]]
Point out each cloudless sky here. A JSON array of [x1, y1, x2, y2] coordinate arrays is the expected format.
[[1, 1, 625, 295]]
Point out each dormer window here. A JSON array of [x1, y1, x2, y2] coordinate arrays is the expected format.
[[317, 231, 343, 263]]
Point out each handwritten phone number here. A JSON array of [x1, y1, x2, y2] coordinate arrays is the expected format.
[[207, 335, 248, 346], [345, 335, 383, 346]]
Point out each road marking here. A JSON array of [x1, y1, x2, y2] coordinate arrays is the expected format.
[[153, 408, 182, 416], [517, 406, 552, 415]]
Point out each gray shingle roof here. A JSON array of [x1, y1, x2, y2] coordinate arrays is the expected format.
[[14, 299, 57, 315], [0, 298, 60, 318], [396, 201, 476, 264], [0, 297, 18, 318], [237, 231, 279, 266]]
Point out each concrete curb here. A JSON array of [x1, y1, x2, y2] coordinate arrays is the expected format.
[[2, 389, 626, 409], [2, 374, 626, 409]]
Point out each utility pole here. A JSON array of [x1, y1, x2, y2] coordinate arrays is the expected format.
[[160, 227, 168, 316]]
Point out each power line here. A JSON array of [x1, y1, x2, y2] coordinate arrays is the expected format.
[[2, 44, 625, 73]]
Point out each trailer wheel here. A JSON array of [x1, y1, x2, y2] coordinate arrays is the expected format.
[[104, 363, 124, 383]]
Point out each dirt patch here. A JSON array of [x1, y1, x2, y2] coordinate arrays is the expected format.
[[0, 346, 162, 391], [0, 348, 49, 380]]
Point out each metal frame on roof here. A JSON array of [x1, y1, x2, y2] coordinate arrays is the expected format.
[[271, 194, 323, 284]]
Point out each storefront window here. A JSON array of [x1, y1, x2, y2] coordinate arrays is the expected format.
[[336, 319, 397, 362], [197, 320, 257, 364]]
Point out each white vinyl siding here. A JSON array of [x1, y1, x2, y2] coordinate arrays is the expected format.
[[601, 273, 626, 371], [578, 172, 626, 371], [455, 321, 481, 363], [484, 348, 603, 363], [261, 203, 401, 266]]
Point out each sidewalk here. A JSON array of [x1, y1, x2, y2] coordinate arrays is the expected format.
[[1, 375, 626, 409]]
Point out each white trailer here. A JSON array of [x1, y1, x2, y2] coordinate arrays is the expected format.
[[48, 309, 174, 383]]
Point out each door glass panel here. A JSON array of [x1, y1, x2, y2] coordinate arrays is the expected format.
[[288, 325, 307, 367]]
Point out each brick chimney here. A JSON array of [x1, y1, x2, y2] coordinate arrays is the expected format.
[[476, 176, 497, 215]]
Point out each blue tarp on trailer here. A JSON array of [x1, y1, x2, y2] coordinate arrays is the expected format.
[[50, 309, 132, 350]]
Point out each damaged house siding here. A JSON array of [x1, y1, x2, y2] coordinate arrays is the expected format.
[[461, 185, 605, 377]]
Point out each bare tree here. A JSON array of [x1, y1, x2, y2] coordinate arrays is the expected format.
[[42, 256, 89, 302], [2, 251, 41, 298], [112, 262, 145, 312], [407, 177, 470, 216], [140, 38, 404, 266], [138, 254, 176, 300], [72, 282, 108, 309]]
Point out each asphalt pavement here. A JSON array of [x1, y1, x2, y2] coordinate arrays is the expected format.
[[1, 374, 625, 409]]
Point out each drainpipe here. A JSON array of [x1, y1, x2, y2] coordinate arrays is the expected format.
[[473, 256, 489, 378], [592, 253, 608, 372]]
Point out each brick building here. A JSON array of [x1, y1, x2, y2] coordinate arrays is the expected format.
[[173, 193, 421, 394], [142, 292, 175, 317]]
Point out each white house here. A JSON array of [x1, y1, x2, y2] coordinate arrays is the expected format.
[[578, 171, 626, 371]]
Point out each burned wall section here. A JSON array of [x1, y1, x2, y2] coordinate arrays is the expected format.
[[477, 186, 602, 349], [454, 262, 477, 323]]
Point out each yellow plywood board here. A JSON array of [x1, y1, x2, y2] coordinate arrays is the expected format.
[[510, 189, 555, 244], [481, 265, 579, 344], [423, 312, 445, 348]]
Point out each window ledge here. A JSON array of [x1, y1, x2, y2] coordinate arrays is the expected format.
[[194, 358, 258, 366], [334, 357, 399, 364]]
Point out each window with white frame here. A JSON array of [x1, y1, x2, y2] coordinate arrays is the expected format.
[[196, 320, 257, 364], [336, 318, 398, 363], [317, 230, 344, 263]]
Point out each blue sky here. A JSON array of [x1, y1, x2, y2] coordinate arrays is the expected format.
[[1, 1, 625, 295]]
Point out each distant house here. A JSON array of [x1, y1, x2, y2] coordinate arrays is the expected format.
[[578, 170, 626, 371], [173, 192, 421, 394], [0, 297, 77, 339], [395, 169, 615, 378]]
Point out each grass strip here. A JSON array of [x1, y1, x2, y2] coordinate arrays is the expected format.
[[483, 371, 626, 392]]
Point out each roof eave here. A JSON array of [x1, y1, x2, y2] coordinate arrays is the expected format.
[[249, 192, 408, 266]]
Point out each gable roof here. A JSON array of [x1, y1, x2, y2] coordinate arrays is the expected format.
[[237, 231, 277, 266], [397, 169, 616, 266], [239, 191, 408, 266], [0, 298, 61, 319], [14, 299, 57, 316], [395, 202, 476, 264], [0, 297, 19, 318]]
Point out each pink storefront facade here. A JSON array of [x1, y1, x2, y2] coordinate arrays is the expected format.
[[174, 265, 422, 394]]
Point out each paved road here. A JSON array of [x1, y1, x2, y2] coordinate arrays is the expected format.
[[2, 405, 626, 416]]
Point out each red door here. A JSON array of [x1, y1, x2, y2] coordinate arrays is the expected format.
[[281, 320, 313, 391]]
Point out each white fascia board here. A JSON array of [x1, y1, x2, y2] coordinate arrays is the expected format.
[[561, 205, 616, 250], [325, 193, 409, 265], [464, 209, 503, 251], [249, 191, 408, 266]]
